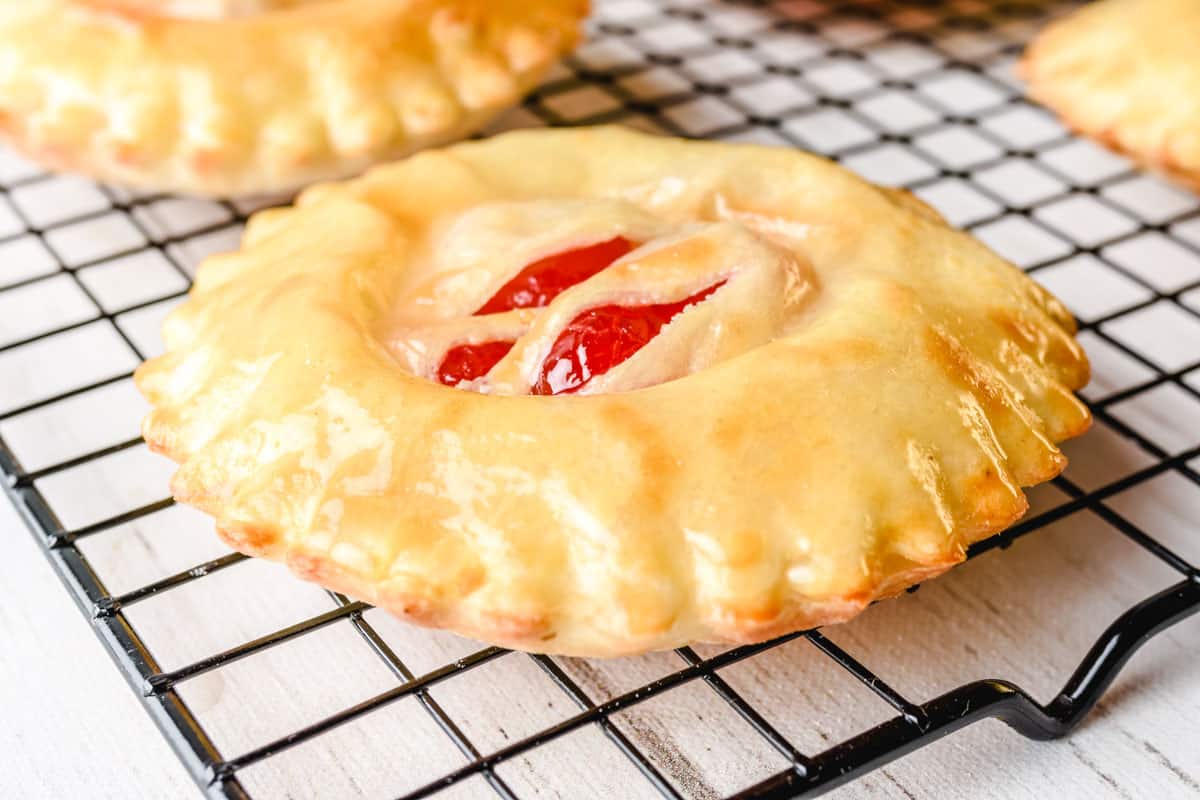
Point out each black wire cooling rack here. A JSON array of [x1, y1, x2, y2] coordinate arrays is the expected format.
[[2, 1, 1199, 798]]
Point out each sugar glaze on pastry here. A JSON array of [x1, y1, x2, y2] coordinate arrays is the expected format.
[[0, 0, 586, 195], [386, 201, 817, 396], [136, 127, 1091, 656]]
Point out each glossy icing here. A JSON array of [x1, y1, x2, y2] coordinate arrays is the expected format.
[[0, 0, 587, 194], [136, 128, 1092, 656]]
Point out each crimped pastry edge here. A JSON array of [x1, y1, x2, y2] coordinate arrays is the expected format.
[[135, 127, 1092, 656], [0, 0, 586, 195]]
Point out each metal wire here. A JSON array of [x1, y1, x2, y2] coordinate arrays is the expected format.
[[1, 1, 1198, 798]]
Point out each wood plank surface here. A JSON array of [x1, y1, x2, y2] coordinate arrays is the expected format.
[[3, 467, 1198, 798]]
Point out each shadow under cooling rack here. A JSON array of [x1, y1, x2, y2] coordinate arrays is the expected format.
[[2, 0, 1200, 798]]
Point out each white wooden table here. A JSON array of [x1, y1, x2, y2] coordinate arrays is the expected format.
[[3, 480, 1198, 799], [2, 1, 1200, 797], [0, 496, 192, 799]]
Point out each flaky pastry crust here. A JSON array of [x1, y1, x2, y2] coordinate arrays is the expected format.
[[136, 127, 1091, 656], [0, 0, 585, 195], [1022, 0, 1200, 191]]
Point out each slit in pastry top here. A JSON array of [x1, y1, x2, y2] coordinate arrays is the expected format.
[[387, 200, 817, 397], [434, 237, 728, 394]]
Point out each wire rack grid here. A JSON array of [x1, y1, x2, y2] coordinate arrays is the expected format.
[[1, 0, 1199, 798]]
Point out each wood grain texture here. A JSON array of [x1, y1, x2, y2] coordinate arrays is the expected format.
[[0, 498, 195, 800], [2, 1, 1199, 786], [2, 325, 1198, 800], [3, 468, 1198, 798], [2, 204, 1198, 800]]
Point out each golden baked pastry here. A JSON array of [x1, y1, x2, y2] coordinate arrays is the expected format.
[[0, 0, 585, 195], [1022, 0, 1200, 190], [135, 127, 1091, 656]]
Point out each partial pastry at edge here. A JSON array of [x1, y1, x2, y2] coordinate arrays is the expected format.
[[0, 0, 586, 195], [135, 127, 1092, 657], [1022, 0, 1200, 191]]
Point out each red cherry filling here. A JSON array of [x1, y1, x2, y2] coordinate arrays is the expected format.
[[436, 237, 635, 386], [532, 281, 726, 396], [437, 340, 515, 386], [434, 237, 724, 392], [475, 237, 636, 315]]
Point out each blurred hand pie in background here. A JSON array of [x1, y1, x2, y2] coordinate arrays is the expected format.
[[1023, 0, 1200, 192], [0, 0, 587, 196]]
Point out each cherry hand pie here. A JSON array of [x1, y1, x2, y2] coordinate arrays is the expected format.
[[136, 127, 1091, 656], [1023, 0, 1200, 190], [0, 0, 585, 195]]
